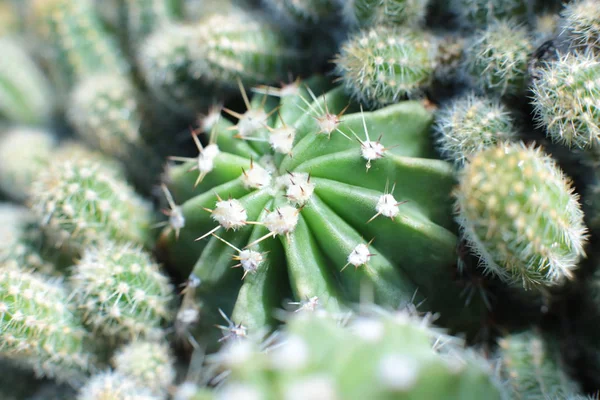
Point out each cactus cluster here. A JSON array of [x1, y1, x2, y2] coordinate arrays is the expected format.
[[3, 0, 600, 398]]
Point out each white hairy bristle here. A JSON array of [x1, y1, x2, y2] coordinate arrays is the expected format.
[[269, 126, 296, 154], [377, 354, 420, 391], [238, 249, 263, 274], [284, 172, 315, 205], [270, 335, 309, 370], [376, 194, 400, 219], [317, 113, 340, 136], [237, 109, 268, 138], [202, 143, 220, 160], [347, 243, 371, 267], [212, 199, 247, 230], [264, 206, 299, 234], [241, 164, 271, 189], [361, 140, 386, 162], [169, 206, 186, 230], [350, 317, 385, 342], [284, 375, 338, 400]]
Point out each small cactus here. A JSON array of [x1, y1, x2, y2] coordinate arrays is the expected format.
[[433, 92, 518, 166], [69, 241, 174, 342], [531, 52, 600, 149], [30, 158, 153, 255], [462, 19, 533, 97], [450, 0, 529, 28], [342, 0, 430, 28], [76, 371, 160, 400], [334, 26, 438, 106], [455, 142, 588, 289], [560, 0, 600, 55]]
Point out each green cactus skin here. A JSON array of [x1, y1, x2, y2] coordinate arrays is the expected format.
[[187, 10, 305, 89], [497, 330, 582, 400], [0, 36, 54, 125], [342, 0, 430, 28], [262, 0, 341, 25], [30, 0, 129, 95], [450, 0, 529, 28], [204, 308, 505, 400], [561, 0, 600, 55], [122, 0, 181, 45], [30, 158, 153, 256], [433, 93, 518, 166], [0, 127, 56, 202], [455, 142, 588, 289], [531, 52, 600, 150], [69, 242, 174, 342], [112, 340, 176, 396], [76, 371, 160, 400], [334, 26, 438, 107], [0, 266, 96, 384], [159, 77, 487, 346], [462, 19, 533, 98]]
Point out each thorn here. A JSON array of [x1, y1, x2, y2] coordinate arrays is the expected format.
[[195, 225, 221, 241]]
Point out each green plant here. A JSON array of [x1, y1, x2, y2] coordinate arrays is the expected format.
[[560, 0, 600, 55], [342, 0, 430, 28], [450, 0, 528, 28]]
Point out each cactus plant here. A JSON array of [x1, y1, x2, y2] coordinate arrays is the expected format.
[[30, 158, 153, 256], [560, 0, 600, 55], [69, 241, 174, 342], [433, 92, 518, 166], [531, 52, 600, 149], [450, 0, 529, 28], [454, 142, 588, 289], [462, 19, 533, 98], [0, 266, 96, 384], [334, 26, 438, 106], [262, 0, 341, 25], [204, 307, 505, 400], [342, 0, 430, 28], [76, 371, 159, 400], [159, 77, 487, 347]]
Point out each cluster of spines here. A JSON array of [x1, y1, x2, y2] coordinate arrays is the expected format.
[[450, 0, 529, 28], [560, 0, 600, 55], [342, 0, 430, 28]]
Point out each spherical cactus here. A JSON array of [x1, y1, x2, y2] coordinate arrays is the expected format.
[[262, 0, 341, 25], [159, 77, 487, 346], [77, 371, 159, 400], [455, 142, 588, 289], [342, 0, 430, 28], [206, 308, 505, 400], [0, 127, 55, 202], [334, 26, 438, 106], [69, 242, 174, 342], [450, 0, 528, 28], [462, 19, 533, 97], [496, 330, 582, 399], [30, 158, 153, 255], [112, 340, 176, 396], [0, 266, 96, 383], [560, 0, 600, 55], [433, 93, 518, 166], [0, 36, 54, 125], [531, 52, 600, 149]]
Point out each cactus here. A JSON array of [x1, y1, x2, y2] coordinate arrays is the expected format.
[[496, 330, 582, 399], [454, 142, 588, 289], [342, 0, 430, 28], [159, 77, 487, 347], [30, 158, 153, 256], [0, 36, 54, 125], [334, 26, 438, 106], [0, 127, 55, 201], [69, 241, 174, 342], [262, 0, 340, 25], [204, 307, 505, 400], [450, 0, 529, 28], [462, 19, 533, 98], [76, 371, 160, 400], [122, 0, 181, 46], [433, 93, 518, 166], [560, 0, 600, 55], [531, 52, 600, 149], [112, 339, 176, 396], [0, 266, 96, 384]]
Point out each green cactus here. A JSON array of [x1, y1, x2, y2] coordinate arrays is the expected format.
[[159, 77, 486, 347], [0, 266, 96, 383], [121, 0, 181, 46], [69, 241, 174, 342], [462, 19, 533, 97], [203, 307, 505, 400], [450, 0, 529, 28], [560, 0, 600, 55], [342, 0, 430, 28], [30, 158, 153, 256], [0, 35, 54, 125], [0, 127, 56, 201], [262, 0, 341, 25], [76, 371, 160, 400], [112, 339, 176, 396], [454, 142, 588, 289], [496, 330, 582, 399], [334, 26, 438, 106], [531, 52, 600, 149], [433, 93, 518, 166]]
